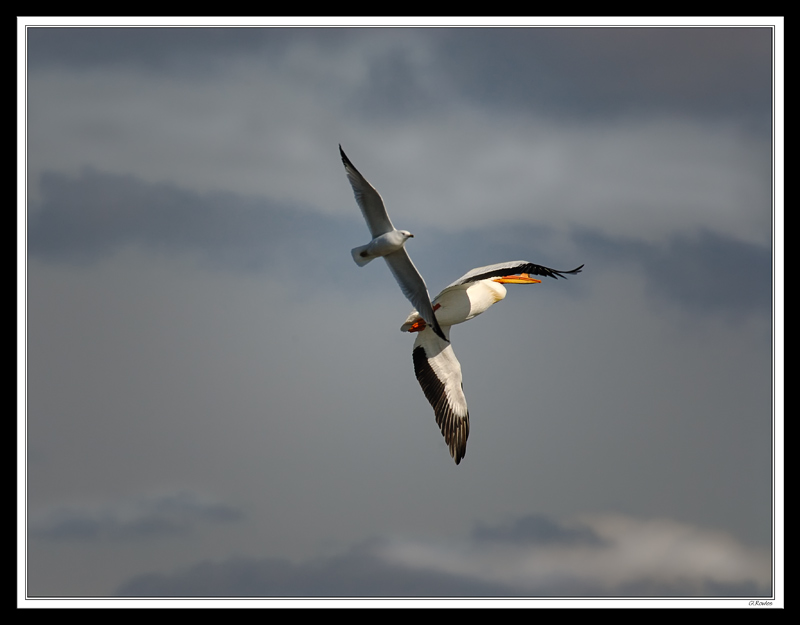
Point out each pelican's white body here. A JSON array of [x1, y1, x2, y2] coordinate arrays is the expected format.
[[401, 279, 507, 331]]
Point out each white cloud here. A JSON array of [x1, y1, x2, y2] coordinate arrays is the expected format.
[[110, 512, 771, 597], [377, 513, 771, 595]]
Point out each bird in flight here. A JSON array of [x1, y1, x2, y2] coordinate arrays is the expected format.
[[340, 145, 582, 464], [401, 260, 583, 464], [339, 145, 447, 342]]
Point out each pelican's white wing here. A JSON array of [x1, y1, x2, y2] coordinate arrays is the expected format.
[[339, 145, 394, 238], [412, 326, 470, 464], [445, 260, 584, 290], [384, 249, 446, 342]]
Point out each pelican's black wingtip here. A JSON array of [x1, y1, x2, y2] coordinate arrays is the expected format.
[[552, 263, 585, 279]]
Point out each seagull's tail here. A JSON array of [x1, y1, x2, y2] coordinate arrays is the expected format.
[[351, 244, 376, 267]]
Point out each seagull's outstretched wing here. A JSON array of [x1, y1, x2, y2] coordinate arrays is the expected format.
[[339, 145, 394, 238], [384, 249, 447, 342], [412, 326, 469, 464]]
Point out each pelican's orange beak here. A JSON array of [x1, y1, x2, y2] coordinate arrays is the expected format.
[[493, 273, 542, 284]]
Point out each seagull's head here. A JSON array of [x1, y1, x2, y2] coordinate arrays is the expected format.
[[399, 230, 414, 239]]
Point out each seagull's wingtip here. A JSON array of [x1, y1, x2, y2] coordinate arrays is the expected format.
[[339, 144, 353, 168]]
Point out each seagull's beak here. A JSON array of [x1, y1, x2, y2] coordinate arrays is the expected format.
[[493, 273, 542, 284]]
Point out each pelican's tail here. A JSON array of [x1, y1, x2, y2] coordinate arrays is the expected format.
[[351, 244, 376, 267]]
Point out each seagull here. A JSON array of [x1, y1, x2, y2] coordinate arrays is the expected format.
[[340, 145, 447, 342], [400, 260, 584, 464]]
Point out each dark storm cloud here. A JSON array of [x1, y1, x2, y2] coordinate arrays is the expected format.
[[30, 493, 243, 542], [28, 169, 354, 275], [28, 168, 770, 319], [439, 28, 773, 126], [25, 27, 341, 74], [26, 26, 773, 128], [573, 226, 772, 317]]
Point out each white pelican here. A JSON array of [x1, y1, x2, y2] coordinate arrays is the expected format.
[[340, 145, 447, 342], [401, 260, 583, 464]]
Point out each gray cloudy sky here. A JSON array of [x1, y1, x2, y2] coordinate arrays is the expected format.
[[22, 20, 781, 605]]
